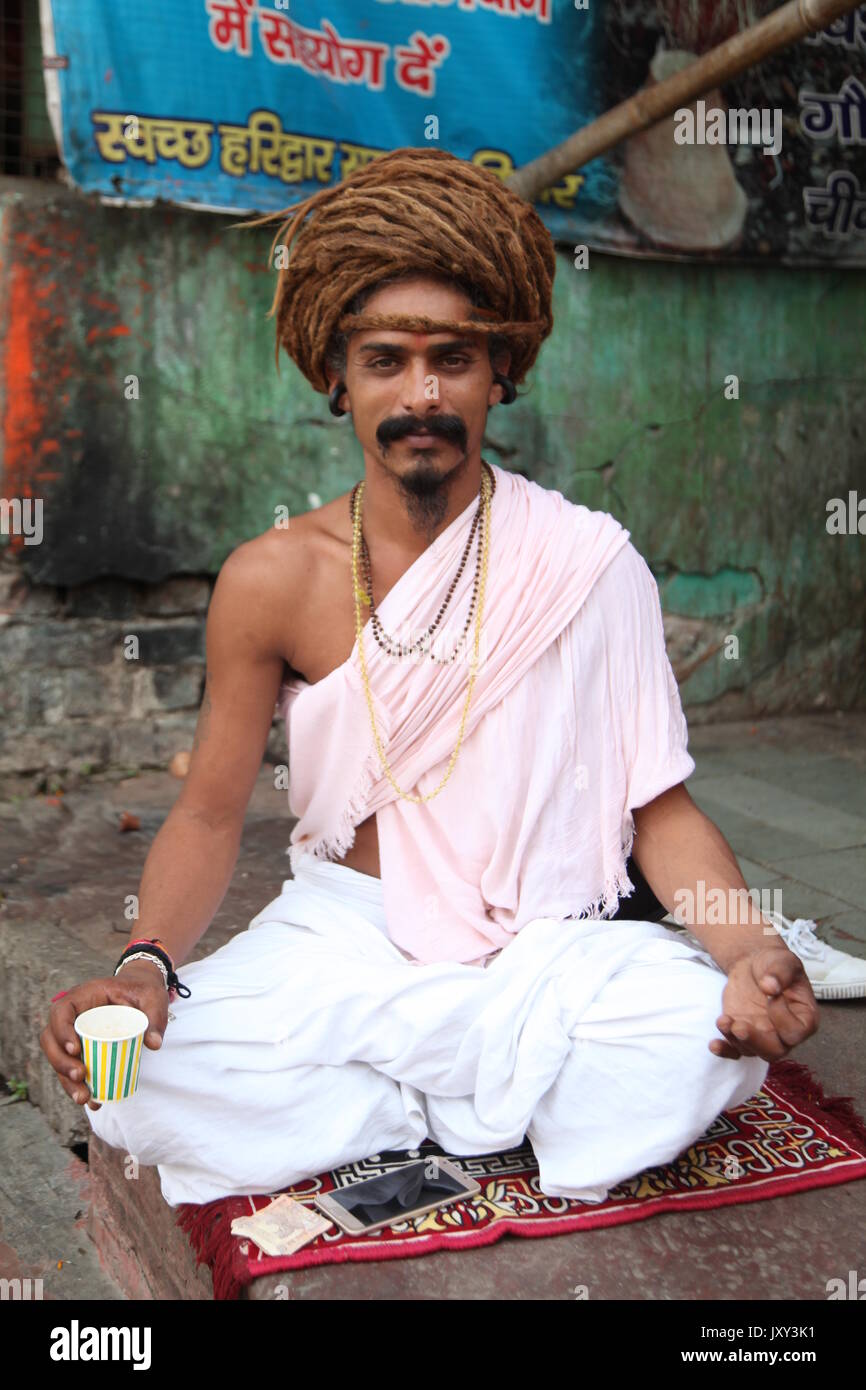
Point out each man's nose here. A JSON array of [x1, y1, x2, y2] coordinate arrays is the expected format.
[[401, 358, 439, 410]]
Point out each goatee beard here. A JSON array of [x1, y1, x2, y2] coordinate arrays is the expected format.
[[395, 457, 464, 540]]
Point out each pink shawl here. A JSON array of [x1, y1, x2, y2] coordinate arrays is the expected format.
[[277, 463, 695, 965]]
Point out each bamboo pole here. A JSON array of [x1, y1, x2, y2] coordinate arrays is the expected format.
[[505, 0, 862, 203]]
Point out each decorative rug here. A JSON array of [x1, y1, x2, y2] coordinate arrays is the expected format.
[[175, 1060, 866, 1300]]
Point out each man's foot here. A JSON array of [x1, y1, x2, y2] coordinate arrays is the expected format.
[[668, 910, 866, 1001], [758, 911, 866, 1001]]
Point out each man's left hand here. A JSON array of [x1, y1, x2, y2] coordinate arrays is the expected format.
[[710, 946, 819, 1062]]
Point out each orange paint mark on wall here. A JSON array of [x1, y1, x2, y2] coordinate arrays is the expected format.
[[85, 324, 132, 344], [2, 263, 49, 546], [12, 231, 56, 261]]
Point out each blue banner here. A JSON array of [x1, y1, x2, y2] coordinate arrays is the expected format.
[[41, 0, 614, 240], [41, 1, 866, 263]]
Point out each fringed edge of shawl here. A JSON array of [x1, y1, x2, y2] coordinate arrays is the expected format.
[[289, 713, 387, 868], [569, 820, 638, 922]]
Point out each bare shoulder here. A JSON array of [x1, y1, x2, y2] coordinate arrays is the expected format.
[[210, 492, 354, 660], [221, 492, 351, 587]]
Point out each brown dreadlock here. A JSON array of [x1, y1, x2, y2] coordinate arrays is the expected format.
[[233, 146, 556, 394]]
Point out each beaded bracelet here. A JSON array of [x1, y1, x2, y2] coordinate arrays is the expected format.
[[114, 942, 191, 1000], [116, 951, 170, 989]]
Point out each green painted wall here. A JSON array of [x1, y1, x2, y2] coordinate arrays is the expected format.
[[1, 178, 864, 714]]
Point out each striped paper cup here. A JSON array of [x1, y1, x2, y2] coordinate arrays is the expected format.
[[74, 1005, 149, 1102]]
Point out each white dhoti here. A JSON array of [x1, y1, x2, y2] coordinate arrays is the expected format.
[[85, 856, 769, 1208]]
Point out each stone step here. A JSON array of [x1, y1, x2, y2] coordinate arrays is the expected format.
[[0, 1093, 127, 1301], [86, 1135, 213, 1300]]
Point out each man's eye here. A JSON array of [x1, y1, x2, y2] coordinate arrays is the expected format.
[[366, 354, 471, 372]]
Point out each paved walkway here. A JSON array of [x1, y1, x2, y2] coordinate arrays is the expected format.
[[1, 711, 864, 1299]]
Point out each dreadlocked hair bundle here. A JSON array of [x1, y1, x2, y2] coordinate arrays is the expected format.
[[233, 146, 556, 393]]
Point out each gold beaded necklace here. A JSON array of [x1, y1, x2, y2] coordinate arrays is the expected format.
[[351, 464, 492, 804]]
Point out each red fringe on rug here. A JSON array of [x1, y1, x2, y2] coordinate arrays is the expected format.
[[175, 1058, 866, 1302], [175, 1201, 242, 1302], [767, 1059, 866, 1151]]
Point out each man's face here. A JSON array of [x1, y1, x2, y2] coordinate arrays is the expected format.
[[327, 276, 508, 525]]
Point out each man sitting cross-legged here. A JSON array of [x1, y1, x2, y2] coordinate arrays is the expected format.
[[40, 149, 817, 1208]]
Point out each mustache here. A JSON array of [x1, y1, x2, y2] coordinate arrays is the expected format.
[[377, 414, 467, 449]]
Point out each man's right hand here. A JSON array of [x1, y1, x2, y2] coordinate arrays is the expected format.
[[39, 962, 169, 1111]]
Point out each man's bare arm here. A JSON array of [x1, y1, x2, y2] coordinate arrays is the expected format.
[[121, 539, 289, 969], [630, 783, 783, 973]]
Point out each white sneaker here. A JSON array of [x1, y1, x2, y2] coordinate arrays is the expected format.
[[759, 911, 866, 1001], [668, 910, 866, 1000]]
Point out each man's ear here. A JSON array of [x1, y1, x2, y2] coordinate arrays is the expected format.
[[489, 345, 512, 404], [325, 371, 348, 414]]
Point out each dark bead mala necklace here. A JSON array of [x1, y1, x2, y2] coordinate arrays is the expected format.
[[349, 461, 496, 664]]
